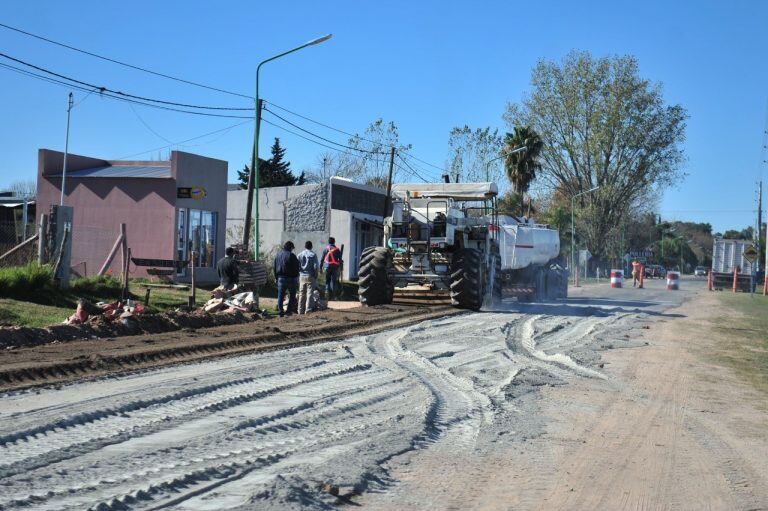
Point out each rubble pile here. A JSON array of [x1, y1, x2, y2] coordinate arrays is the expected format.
[[0, 287, 271, 350]]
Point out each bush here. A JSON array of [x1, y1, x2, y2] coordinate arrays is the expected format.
[[0, 263, 55, 300], [69, 274, 122, 298]]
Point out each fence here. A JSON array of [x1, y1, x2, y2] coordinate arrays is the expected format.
[[0, 220, 37, 268]]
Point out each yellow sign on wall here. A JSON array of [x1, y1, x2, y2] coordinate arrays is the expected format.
[[177, 187, 207, 200]]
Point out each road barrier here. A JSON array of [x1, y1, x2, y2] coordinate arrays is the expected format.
[[666, 271, 680, 290], [610, 269, 623, 288], [707, 270, 713, 291]]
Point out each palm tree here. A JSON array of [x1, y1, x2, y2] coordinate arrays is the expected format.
[[504, 126, 543, 192], [503, 127, 543, 215]]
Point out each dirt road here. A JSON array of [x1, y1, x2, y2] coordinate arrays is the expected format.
[[1, 279, 766, 510]]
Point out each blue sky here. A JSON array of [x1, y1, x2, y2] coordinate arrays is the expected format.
[[1, 0, 766, 233]]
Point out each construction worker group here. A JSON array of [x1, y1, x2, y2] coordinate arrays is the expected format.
[[218, 237, 343, 318]]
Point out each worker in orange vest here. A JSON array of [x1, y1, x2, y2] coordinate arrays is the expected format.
[[321, 237, 343, 301], [631, 260, 642, 288]]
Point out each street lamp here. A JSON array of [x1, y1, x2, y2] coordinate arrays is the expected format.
[[242, 34, 333, 259], [571, 186, 599, 283], [484, 144, 527, 181]]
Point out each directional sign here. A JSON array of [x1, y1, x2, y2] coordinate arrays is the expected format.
[[743, 245, 758, 263]]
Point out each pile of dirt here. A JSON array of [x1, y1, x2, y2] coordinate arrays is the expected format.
[[0, 309, 265, 350]]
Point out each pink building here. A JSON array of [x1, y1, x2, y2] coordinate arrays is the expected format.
[[36, 149, 227, 283]]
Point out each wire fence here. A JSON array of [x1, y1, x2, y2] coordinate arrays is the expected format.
[[0, 220, 37, 268]]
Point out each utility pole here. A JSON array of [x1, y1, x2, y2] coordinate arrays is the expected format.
[[242, 98, 263, 257], [757, 180, 762, 271], [60, 92, 74, 206], [382, 146, 395, 219]]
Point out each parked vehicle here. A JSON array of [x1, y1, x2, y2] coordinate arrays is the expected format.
[[711, 239, 757, 291], [694, 266, 707, 277], [644, 264, 666, 279]]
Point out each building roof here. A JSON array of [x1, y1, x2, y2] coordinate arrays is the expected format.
[[49, 165, 172, 179], [391, 182, 498, 200]]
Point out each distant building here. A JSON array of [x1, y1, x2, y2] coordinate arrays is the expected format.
[[36, 149, 227, 283], [227, 177, 386, 280], [0, 192, 36, 258]]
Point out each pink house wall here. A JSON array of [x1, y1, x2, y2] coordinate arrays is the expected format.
[[37, 149, 176, 277]]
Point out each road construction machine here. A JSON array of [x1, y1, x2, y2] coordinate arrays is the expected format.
[[357, 182, 568, 310]]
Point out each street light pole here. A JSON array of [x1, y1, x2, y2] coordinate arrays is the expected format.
[[570, 186, 599, 283], [242, 34, 333, 259], [60, 92, 74, 206], [485, 145, 527, 182]]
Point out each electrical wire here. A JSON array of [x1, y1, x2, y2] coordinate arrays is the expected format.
[[260, 117, 380, 159], [262, 107, 387, 155], [0, 21, 252, 100], [265, 100, 378, 144], [397, 154, 430, 183], [0, 60, 254, 119], [265, 100, 449, 173], [114, 119, 252, 159], [0, 52, 253, 110], [128, 103, 174, 144]]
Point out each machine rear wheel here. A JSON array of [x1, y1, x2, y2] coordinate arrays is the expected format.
[[358, 247, 393, 306], [450, 248, 484, 310]]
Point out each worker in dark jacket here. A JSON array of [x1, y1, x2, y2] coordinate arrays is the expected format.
[[216, 247, 239, 289], [274, 241, 300, 316]]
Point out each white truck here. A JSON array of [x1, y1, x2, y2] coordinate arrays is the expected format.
[[710, 238, 757, 291], [357, 182, 567, 310]]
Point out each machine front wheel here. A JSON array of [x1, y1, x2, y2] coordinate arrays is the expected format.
[[358, 247, 394, 306], [450, 248, 484, 311]]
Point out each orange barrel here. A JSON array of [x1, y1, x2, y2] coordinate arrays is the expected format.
[[666, 271, 680, 290], [610, 269, 623, 288]]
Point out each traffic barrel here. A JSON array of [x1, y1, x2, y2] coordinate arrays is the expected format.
[[610, 269, 623, 288], [666, 271, 680, 290]]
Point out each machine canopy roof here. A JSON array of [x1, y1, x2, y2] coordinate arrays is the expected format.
[[391, 182, 498, 201]]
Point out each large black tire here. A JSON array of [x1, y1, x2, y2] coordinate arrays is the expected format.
[[358, 247, 393, 306], [450, 248, 484, 310]]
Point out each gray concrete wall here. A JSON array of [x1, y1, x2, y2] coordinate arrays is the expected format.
[[284, 184, 327, 232], [226, 183, 317, 257]]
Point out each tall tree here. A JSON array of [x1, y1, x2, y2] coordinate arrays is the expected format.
[[504, 50, 687, 258], [503, 126, 543, 193], [345, 119, 412, 186], [236, 137, 304, 189], [503, 126, 543, 215], [446, 126, 503, 183]]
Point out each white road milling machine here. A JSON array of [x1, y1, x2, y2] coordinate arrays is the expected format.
[[357, 182, 568, 310]]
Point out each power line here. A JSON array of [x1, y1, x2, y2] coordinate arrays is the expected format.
[[266, 100, 377, 144], [0, 52, 253, 111], [0, 60, 254, 119], [260, 117, 376, 158], [266, 100, 449, 173], [0, 21, 252, 100], [114, 119, 252, 159], [397, 154, 431, 183], [262, 107, 386, 155]]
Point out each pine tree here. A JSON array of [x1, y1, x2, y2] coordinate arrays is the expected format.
[[236, 138, 304, 189]]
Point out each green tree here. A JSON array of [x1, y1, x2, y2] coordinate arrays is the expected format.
[[504, 50, 687, 258], [236, 138, 305, 189], [503, 126, 543, 216], [446, 126, 502, 183]]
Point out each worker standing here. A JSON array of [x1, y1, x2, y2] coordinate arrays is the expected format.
[[322, 237, 343, 301], [216, 247, 239, 291], [298, 241, 319, 314], [274, 241, 300, 317], [631, 260, 642, 288]]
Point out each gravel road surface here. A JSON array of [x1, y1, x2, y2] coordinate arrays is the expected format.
[[1, 279, 765, 510]]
